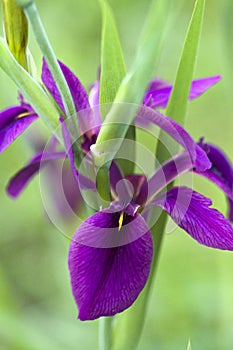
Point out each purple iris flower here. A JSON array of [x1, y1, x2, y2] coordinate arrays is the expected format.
[[68, 144, 233, 320], [0, 59, 232, 322]]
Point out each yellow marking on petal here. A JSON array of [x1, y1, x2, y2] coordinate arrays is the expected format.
[[118, 212, 124, 231], [16, 112, 33, 119]]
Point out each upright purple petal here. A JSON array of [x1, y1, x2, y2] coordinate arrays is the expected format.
[[42, 59, 95, 135], [68, 210, 153, 320], [153, 186, 233, 250], [197, 140, 233, 222], [0, 106, 38, 153], [7, 151, 66, 197], [42, 59, 90, 112], [143, 75, 221, 109], [136, 106, 211, 172]]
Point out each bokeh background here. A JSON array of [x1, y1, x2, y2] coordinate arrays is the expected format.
[[0, 0, 232, 349]]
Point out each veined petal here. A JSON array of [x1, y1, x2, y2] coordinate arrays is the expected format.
[[68, 211, 153, 320], [7, 151, 66, 197], [153, 186, 233, 250], [42, 59, 95, 135], [136, 106, 211, 172], [0, 106, 27, 129], [197, 141, 233, 222], [0, 107, 38, 153], [42, 58, 90, 112], [143, 75, 221, 109]]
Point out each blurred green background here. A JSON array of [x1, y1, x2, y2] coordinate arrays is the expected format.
[[0, 0, 232, 349]]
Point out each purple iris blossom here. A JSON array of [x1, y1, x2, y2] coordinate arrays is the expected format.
[[68, 148, 233, 321], [1, 60, 232, 322]]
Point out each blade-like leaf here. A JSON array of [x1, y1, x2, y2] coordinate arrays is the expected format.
[[99, 0, 126, 107], [166, 0, 206, 123], [94, 0, 170, 164], [99, 0, 135, 176], [157, 0, 205, 164]]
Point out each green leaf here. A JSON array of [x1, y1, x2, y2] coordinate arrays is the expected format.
[[156, 0, 205, 165], [99, 0, 135, 176], [93, 0, 170, 165], [166, 0, 206, 123], [99, 0, 126, 107]]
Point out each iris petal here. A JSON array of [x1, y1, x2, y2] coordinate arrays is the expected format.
[[7, 151, 66, 197], [143, 76, 221, 109], [196, 141, 233, 222], [0, 106, 37, 153], [68, 211, 153, 320], [42, 59, 95, 135], [153, 186, 233, 250], [136, 106, 211, 172]]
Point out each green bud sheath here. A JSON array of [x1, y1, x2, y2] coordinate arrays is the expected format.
[[2, 0, 28, 70]]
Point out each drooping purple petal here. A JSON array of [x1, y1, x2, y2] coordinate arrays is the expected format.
[[68, 210, 153, 320], [196, 140, 233, 222], [153, 186, 233, 250], [143, 75, 221, 109], [136, 106, 211, 172], [0, 105, 38, 153], [42, 59, 95, 136], [7, 151, 66, 197]]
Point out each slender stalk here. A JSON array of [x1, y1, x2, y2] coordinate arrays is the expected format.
[[16, 1, 75, 118], [99, 317, 112, 350], [16, 0, 84, 164]]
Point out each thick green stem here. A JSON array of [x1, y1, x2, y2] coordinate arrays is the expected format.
[[99, 317, 113, 350]]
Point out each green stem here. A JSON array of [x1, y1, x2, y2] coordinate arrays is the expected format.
[[99, 317, 113, 350], [16, 0, 81, 142], [16, 0, 83, 163]]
